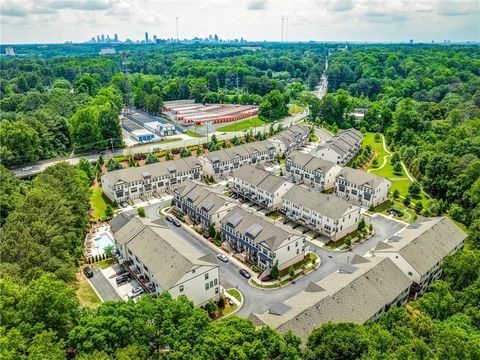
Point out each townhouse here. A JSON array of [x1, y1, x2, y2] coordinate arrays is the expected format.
[[249, 256, 412, 340], [111, 216, 220, 306], [198, 140, 276, 178], [101, 157, 203, 202], [285, 151, 342, 190], [372, 217, 467, 297], [231, 165, 294, 210], [269, 123, 311, 156], [335, 167, 391, 208], [220, 207, 307, 272], [315, 128, 363, 165], [173, 180, 237, 228], [281, 185, 361, 241]]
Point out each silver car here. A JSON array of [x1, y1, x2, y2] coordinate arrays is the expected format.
[[128, 286, 144, 299]]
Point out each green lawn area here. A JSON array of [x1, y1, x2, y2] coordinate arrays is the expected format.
[[226, 288, 242, 302], [310, 134, 320, 142], [185, 129, 205, 138], [90, 187, 108, 220], [77, 275, 101, 308], [216, 117, 266, 132], [221, 304, 239, 316], [265, 210, 282, 220], [363, 132, 389, 171]]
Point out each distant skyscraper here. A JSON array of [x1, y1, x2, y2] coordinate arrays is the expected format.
[[214, 34, 219, 42], [97, 35, 101, 42], [409, 39, 414, 44], [153, 35, 157, 43], [145, 32, 149, 44], [5, 47, 15, 56], [101, 34, 105, 42], [114, 33, 118, 42]]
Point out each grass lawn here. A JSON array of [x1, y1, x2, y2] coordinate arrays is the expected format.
[[216, 117, 265, 132], [265, 210, 282, 220], [364, 132, 389, 171], [185, 129, 205, 138], [226, 288, 242, 302], [289, 104, 304, 114], [221, 304, 239, 316], [90, 187, 108, 221], [77, 275, 101, 308], [93, 258, 115, 269], [310, 134, 320, 142]]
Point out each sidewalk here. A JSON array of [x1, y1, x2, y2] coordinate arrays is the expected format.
[[117, 195, 173, 214]]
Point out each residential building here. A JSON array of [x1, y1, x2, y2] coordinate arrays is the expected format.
[[372, 217, 467, 297], [269, 123, 310, 156], [99, 47, 115, 55], [220, 207, 307, 272], [174, 180, 237, 227], [285, 151, 342, 190], [231, 165, 294, 210], [112, 216, 220, 306], [101, 157, 202, 202], [281, 185, 361, 241], [198, 140, 276, 178], [5, 47, 15, 56], [249, 256, 412, 340], [335, 167, 391, 208], [315, 128, 363, 165]]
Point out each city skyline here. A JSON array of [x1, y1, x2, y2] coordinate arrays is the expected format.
[[1, 0, 479, 44]]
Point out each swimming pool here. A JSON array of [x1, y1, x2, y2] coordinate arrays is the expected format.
[[92, 231, 115, 256]]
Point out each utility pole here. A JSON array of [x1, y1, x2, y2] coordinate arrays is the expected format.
[[281, 16, 284, 42], [110, 138, 114, 154], [285, 16, 288, 42], [175, 16, 179, 42], [121, 51, 131, 115]]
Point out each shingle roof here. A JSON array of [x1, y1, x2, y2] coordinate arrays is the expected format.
[[102, 157, 201, 186], [108, 213, 133, 233], [232, 165, 290, 194], [114, 217, 218, 290], [202, 140, 275, 164], [221, 207, 303, 251], [282, 185, 359, 220], [250, 257, 412, 340], [374, 217, 467, 276], [316, 127, 363, 157], [336, 167, 387, 189], [287, 151, 336, 173]]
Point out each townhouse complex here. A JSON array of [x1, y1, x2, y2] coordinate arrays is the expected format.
[[173, 180, 237, 227], [268, 123, 311, 156], [335, 167, 391, 207], [285, 151, 342, 190], [101, 157, 202, 202], [221, 207, 308, 272], [231, 165, 294, 210], [249, 216, 467, 340], [111, 216, 220, 306], [315, 128, 363, 165], [282, 185, 361, 241], [372, 217, 467, 297]]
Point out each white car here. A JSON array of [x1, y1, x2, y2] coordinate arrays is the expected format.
[[128, 286, 144, 299], [217, 254, 228, 263], [21, 166, 33, 171]]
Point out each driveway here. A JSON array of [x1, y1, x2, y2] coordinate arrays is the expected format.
[[88, 268, 122, 301]]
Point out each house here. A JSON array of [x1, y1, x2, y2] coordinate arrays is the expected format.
[[285, 151, 342, 190], [249, 256, 412, 340], [198, 140, 276, 178], [372, 217, 467, 297], [101, 157, 203, 202], [173, 180, 237, 228], [269, 123, 310, 156], [335, 167, 391, 208], [281, 185, 361, 241], [220, 207, 307, 272], [111, 216, 220, 306], [315, 128, 363, 165], [231, 165, 294, 210]]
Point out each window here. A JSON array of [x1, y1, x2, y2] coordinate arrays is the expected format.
[[205, 283, 209, 290], [179, 285, 184, 292], [408, 271, 413, 276], [144, 265, 149, 272], [192, 269, 196, 274], [205, 273, 209, 280], [210, 281, 213, 288], [215, 287, 219, 294], [287, 246, 290, 251]]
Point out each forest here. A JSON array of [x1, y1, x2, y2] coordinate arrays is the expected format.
[[1, 43, 480, 359]]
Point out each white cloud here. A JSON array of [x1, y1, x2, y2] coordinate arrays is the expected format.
[[247, 0, 268, 10]]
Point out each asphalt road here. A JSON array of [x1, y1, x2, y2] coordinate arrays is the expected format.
[[12, 112, 307, 178], [89, 268, 122, 301]]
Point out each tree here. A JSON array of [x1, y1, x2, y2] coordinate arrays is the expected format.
[[358, 218, 366, 231], [270, 261, 279, 280], [404, 195, 412, 206], [69, 106, 104, 152], [289, 267, 295, 280], [374, 133, 381, 142], [204, 300, 218, 317], [180, 148, 192, 158], [393, 162, 403, 174], [258, 90, 289, 121], [409, 182, 422, 198], [207, 224, 216, 239], [0, 120, 40, 166], [145, 153, 159, 164], [393, 189, 400, 200], [107, 159, 122, 171], [104, 244, 114, 257], [415, 202, 423, 213], [79, 158, 95, 185], [105, 205, 114, 218], [391, 152, 401, 166], [208, 134, 220, 152], [137, 207, 145, 218], [165, 151, 173, 161]]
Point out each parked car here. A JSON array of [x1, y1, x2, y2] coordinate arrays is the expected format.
[[21, 166, 33, 171], [165, 215, 173, 223], [119, 201, 128, 208], [128, 286, 144, 299], [115, 273, 130, 285], [116, 267, 127, 276], [239, 269, 251, 279], [83, 267, 94, 278], [173, 219, 181, 227], [217, 254, 228, 263]]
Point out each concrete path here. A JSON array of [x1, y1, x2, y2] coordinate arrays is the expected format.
[[88, 268, 122, 302]]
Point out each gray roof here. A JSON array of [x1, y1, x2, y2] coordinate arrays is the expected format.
[[108, 213, 133, 233], [102, 157, 201, 186], [232, 165, 291, 194], [174, 180, 233, 216], [336, 167, 388, 189], [251, 256, 412, 340], [114, 217, 218, 290], [287, 151, 336, 173], [271, 123, 310, 145], [374, 217, 467, 276], [282, 185, 359, 220], [221, 207, 303, 251], [202, 140, 275, 164], [316, 128, 362, 156]]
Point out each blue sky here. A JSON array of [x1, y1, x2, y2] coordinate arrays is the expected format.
[[1, 0, 479, 44]]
